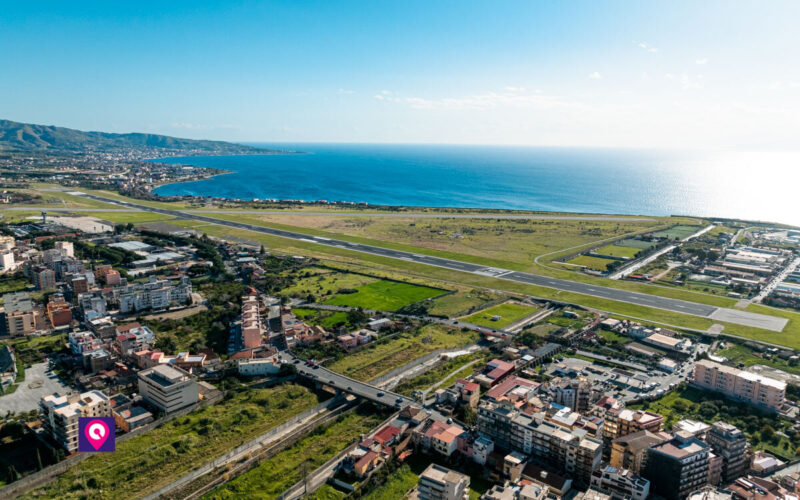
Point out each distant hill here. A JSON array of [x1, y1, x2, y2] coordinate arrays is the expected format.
[[0, 119, 264, 155]]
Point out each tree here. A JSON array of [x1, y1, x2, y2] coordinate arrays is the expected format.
[[154, 336, 177, 353], [347, 308, 368, 326]]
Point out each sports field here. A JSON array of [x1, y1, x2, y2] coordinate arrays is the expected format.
[[567, 255, 619, 271], [595, 244, 640, 259], [462, 302, 539, 328]]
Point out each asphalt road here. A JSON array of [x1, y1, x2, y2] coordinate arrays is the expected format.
[[73, 191, 788, 331], [279, 352, 416, 409]]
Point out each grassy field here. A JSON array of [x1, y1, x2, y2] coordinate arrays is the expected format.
[[616, 238, 657, 249], [629, 385, 798, 459], [22, 385, 324, 500], [204, 410, 384, 499], [360, 465, 419, 500], [394, 353, 485, 396], [566, 255, 618, 271], [427, 289, 502, 317], [327, 324, 478, 381], [522, 323, 561, 337], [651, 225, 702, 240], [292, 308, 351, 330], [595, 244, 640, 259], [715, 342, 800, 375], [279, 268, 376, 298], [2, 334, 67, 367], [323, 280, 443, 311], [78, 211, 175, 224], [598, 329, 629, 344], [158, 219, 800, 350], [0, 277, 30, 295], [307, 485, 347, 500], [462, 302, 539, 328]]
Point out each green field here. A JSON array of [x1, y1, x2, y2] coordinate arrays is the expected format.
[[360, 465, 419, 500], [616, 238, 657, 249], [280, 269, 376, 298], [323, 280, 442, 311], [394, 352, 485, 396], [595, 244, 640, 259], [651, 225, 701, 240], [2, 334, 67, 367], [598, 329, 629, 344], [428, 289, 502, 317], [566, 255, 619, 271], [22, 385, 324, 500], [292, 308, 351, 329], [327, 324, 478, 381], [307, 485, 347, 500], [204, 410, 383, 499], [462, 302, 539, 328]]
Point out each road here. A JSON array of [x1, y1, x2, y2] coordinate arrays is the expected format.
[[71, 191, 788, 332], [279, 351, 417, 409]]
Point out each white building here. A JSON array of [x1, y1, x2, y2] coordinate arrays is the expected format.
[[138, 365, 198, 413], [0, 251, 15, 271], [40, 391, 111, 452], [55, 241, 74, 258], [418, 464, 471, 500], [590, 465, 650, 500], [238, 358, 281, 376]]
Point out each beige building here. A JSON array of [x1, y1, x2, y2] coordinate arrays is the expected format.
[[40, 391, 111, 452], [137, 365, 198, 413], [692, 360, 785, 411], [4, 291, 42, 336], [417, 464, 470, 500]]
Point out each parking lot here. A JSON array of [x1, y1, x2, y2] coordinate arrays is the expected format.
[[545, 356, 693, 403], [0, 362, 74, 413]]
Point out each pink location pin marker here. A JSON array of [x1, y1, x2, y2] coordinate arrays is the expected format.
[[85, 419, 109, 450]]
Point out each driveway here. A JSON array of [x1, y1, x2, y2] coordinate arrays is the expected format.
[[0, 362, 74, 414]]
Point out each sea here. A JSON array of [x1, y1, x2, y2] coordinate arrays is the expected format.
[[152, 144, 800, 226]]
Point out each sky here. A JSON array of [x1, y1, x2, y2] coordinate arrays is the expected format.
[[1, 0, 799, 148]]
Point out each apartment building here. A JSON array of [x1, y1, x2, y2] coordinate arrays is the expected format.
[[40, 391, 111, 452], [32, 266, 56, 291], [4, 291, 42, 336], [590, 465, 651, 500], [705, 422, 748, 484], [610, 429, 670, 473], [1, 251, 15, 271], [549, 377, 592, 412], [46, 294, 72, 327], [118, 276, 192, 314], [643, 431, 712, 500], [692, 360, 785, 411], [137, 365, 198, 413], [477, 400, 603, 484], [55, 241, 74, 258], [417, 464, 471, 500]]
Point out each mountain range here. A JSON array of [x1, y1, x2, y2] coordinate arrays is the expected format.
[[0, 119, 263, 155]]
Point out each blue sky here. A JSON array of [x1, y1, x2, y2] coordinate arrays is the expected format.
[[1, 1, 799, 147]]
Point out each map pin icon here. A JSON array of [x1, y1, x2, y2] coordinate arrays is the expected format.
[[85, 419, 109, 450]]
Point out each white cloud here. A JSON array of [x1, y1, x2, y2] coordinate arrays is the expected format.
[[337, 88, 355, 94], [666, 73, 702, 90], [589, 71, 603, 80], [695, 58, 708, 65], [504, 86, 526, 92], [634, 40, 658, 53], [401, 89, 582, 111]]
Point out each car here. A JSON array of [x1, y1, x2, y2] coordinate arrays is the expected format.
[[347, 386, 352, 390], [331, 379, 336, 383], [377, 391, 385, 397], [396, 397, 404, 403], [313, 365, 319, 369], [293, 359, 300, 364]]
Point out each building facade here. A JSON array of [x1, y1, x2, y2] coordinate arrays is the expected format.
[[693, 360, 785, 411], [137, 365, 198, 413]]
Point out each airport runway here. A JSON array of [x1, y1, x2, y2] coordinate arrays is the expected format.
[[72, 191, 788, 332]]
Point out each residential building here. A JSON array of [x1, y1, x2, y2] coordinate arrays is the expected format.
[[33, 266, 56, 291], [417, 463, 470, 500], [40, 391, 111, 452], [482, 485, 516, 500], [610, 429, 670, 473], [519, 481, 549, 500], [643, 431, 712, 500], [475, 359, 515, 388], [113, 405, 154, 433], [237, 357, 281, 376], [1, 251, 15, 271], [0, 345, 17, 391], [590, 465, 650, 500], [549, 377, 592, 412], [114, 325, 155, 356], [602, 408, 664, 452], [415, 419, 465, 457], [675, 419, 711, 439], [46, 294, 72, 328], [55, 241, 74, 258], [455, 378, 480, 407], [137, 365, 199, 413], [4, 291, 41, 336], [0, 235, 14, 251], [692, 360, 785, 411], [118, 276, 192, 314], [241, 294, 264, 349], [478, 400, 603, 484]]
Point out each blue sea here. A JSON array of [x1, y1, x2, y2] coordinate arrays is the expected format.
[[152, 144, 799, 225]]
